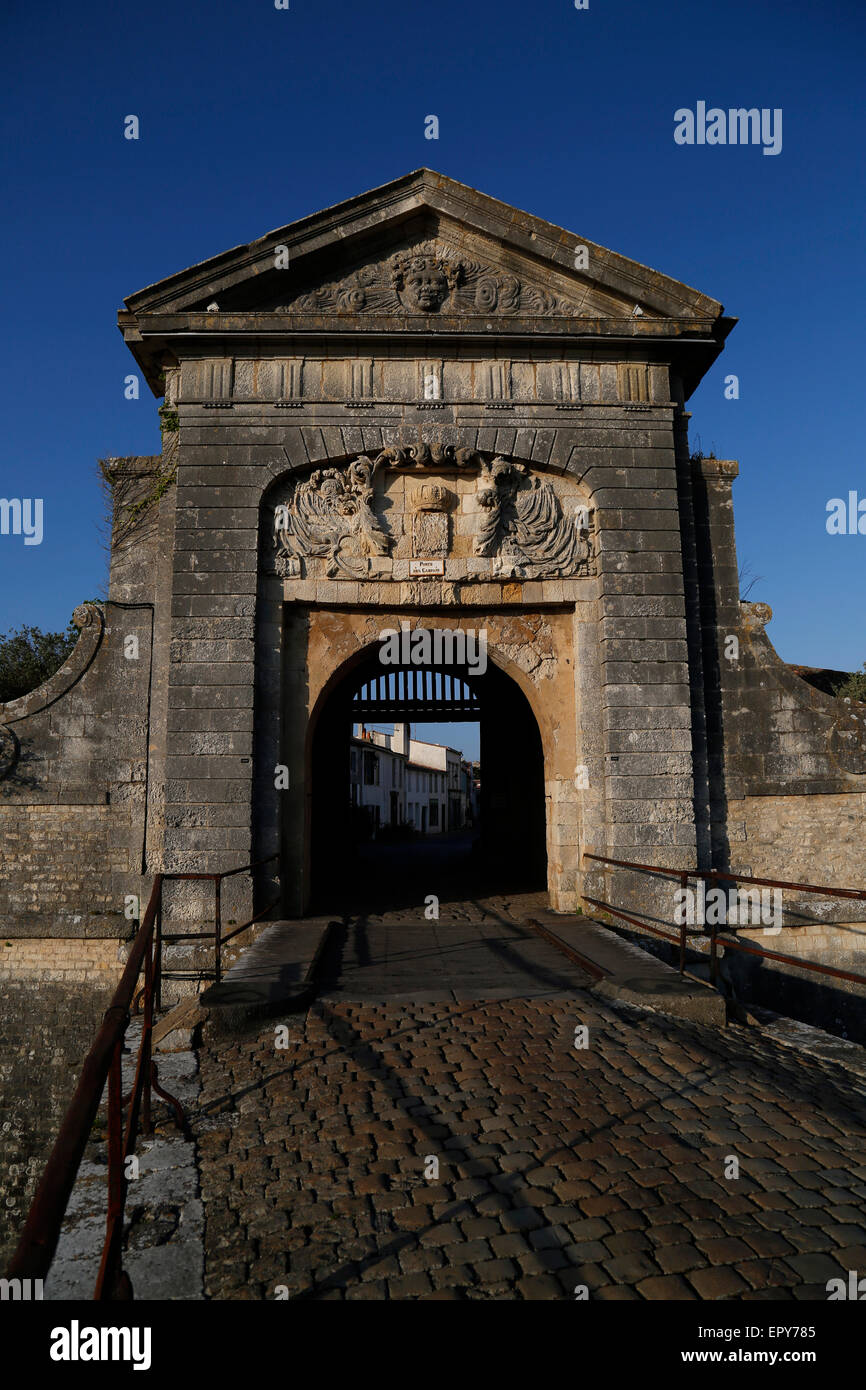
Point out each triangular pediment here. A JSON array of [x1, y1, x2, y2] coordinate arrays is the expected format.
[[225, 221, 645, 320], [122, 169, 727, 325]]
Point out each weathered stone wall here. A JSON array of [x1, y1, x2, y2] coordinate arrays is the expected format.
[[721, 791, 866, 1036], [0, 980, 114, 1266], [591, 444, 866, 1029], [178, 353, 671, 411], [584, 433, 866, 983], [0, 447, 190, 949], [0, 938, 127, 984], [0, 601, 153, 939], [735, 792, 866, 890], [4, 367, 862, 950], [687, 449, 866, 894]]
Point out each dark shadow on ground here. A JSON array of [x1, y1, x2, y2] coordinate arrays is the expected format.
[[316, 913, 592, 999], [313, 828, 545, 916]]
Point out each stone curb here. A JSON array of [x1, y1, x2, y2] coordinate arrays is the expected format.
[[528, 914, 727, 1026], [199, 919, 336, 1032]]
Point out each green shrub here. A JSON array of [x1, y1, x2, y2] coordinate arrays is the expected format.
[[0, 621, 79, 703], [834, 664, 866, 703]]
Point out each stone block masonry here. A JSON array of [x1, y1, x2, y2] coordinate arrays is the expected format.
[[0, 938, 128, 985]]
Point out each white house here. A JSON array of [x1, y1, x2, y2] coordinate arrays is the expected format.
[[349, 723, 471, 835]]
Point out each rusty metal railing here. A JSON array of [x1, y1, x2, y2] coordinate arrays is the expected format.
[[156, 853, 280, 1000], [7, 853, 279, 1298], [582, 852, 866, 990]]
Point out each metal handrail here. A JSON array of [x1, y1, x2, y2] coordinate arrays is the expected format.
[[157, 853, 280, 995], [583, 852, 866, 902], [583, 851, 866, 989], [7, 852, 280, 1297], [8, 874, 164, 1294]]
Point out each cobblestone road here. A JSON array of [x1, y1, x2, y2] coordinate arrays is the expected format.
[[192, 900, 866, 1300]]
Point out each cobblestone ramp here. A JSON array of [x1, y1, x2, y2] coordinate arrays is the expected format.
[[190, 904, 866, 1301]]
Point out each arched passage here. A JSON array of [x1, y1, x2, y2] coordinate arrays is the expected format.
[[307, 640, 547, 913]]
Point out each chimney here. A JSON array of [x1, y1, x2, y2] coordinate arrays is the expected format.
[[392, 722, 409, 755]]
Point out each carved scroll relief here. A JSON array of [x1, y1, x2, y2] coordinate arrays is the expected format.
[[278, 240, 585, 318], [274, 455, 390, 579]]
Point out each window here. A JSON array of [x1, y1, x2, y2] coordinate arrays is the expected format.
[[363, 751, 378, 785], [430, 800, 439, 827]]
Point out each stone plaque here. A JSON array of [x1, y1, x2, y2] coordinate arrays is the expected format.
[[409, 558, 445, 577]]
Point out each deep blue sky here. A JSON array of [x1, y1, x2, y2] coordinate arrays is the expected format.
[[1, 0, 864, 678]]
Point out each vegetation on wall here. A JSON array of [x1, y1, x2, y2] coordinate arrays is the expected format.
[[833, 664, 866, 703], [97, 444, 178, 550]]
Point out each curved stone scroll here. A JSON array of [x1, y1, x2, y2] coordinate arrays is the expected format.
[[0, 725, 20, 782], [0, 602, 104, 726], [377, 443, 479, 471]]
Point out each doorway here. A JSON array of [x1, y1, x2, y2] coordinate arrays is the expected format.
[[308, 639, 547, 913]]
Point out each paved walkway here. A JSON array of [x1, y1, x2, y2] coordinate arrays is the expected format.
[[191, 897, 866, 1300], [316, 915, 591, 1002]]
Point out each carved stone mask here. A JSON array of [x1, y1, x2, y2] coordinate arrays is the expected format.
[[407, 266, 447, 310], [391, 253, 459, 312]]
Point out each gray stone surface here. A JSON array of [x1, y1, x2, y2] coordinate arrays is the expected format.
[[201, 919, 333, 1027], [43, 1026, 203, 1301], [529, 914, 727, 1025], [316, 916, 594, 1003]]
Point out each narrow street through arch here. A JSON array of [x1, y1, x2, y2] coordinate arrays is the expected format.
[[309, 645, 547, 916]]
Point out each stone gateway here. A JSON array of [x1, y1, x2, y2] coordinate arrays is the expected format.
[[1, 168, 864, 990]]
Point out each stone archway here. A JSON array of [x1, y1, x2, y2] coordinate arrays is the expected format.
[[254, 448, 595, 919], [305, 636, 547, 913]]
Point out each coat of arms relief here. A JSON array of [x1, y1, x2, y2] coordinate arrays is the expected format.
[[273, 449, 594, 582]]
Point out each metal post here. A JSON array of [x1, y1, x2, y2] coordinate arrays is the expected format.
[[679, 872, 688, 974], [214, 876, 222, 985], [708, 880, 719, 988], [154, 888, 163, 1014], [94, 1038, 126, 1299], [141, 940, 153, 1136]]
